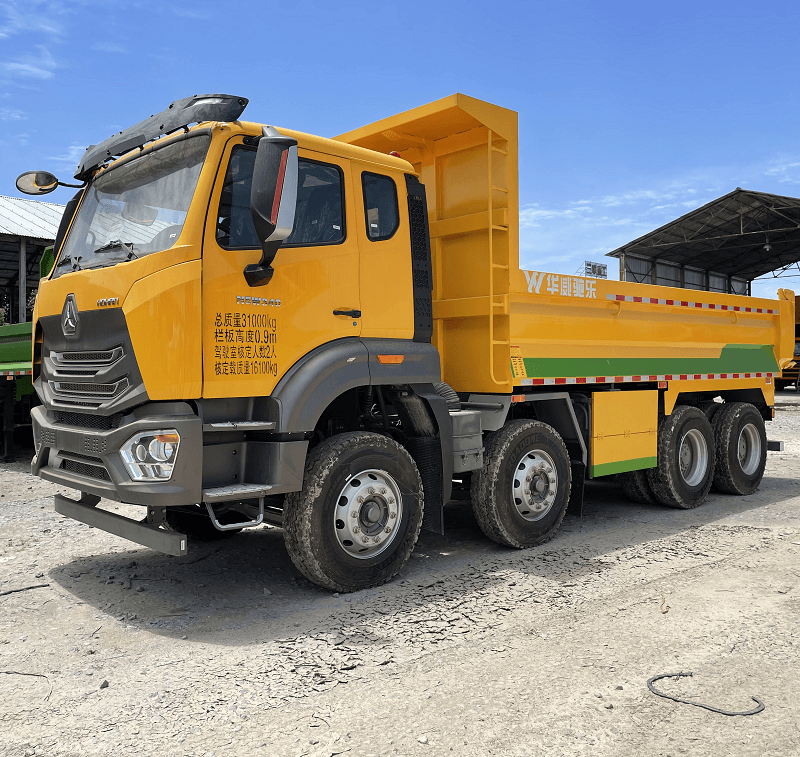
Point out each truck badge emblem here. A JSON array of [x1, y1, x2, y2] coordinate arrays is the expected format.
[[62, 294, 79, 336]]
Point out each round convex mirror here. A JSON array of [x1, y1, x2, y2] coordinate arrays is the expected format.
[[16, 170, 59, 195]]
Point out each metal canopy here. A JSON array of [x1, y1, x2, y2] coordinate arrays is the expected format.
[[606, 189, 800, 293], [0, 196, 63, 323]]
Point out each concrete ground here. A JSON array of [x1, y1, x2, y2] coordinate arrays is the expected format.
[[0, 393, 798, 756]]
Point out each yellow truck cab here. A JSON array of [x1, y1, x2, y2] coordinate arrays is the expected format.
[[18, 94, 796, 592]]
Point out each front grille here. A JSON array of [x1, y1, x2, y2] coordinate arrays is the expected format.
[[61, 457, 111, 482], [54, 347, 123, 364], [53, 369, 98, 376], [40, 428, 56, 446], [55, 411, 122, 430], [50, 377, 129, 399], [65, 451, 103, 463]]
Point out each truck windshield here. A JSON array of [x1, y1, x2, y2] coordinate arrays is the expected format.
[[54, 134, 210, 277]]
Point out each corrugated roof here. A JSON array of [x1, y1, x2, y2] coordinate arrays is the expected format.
[[606, 188, 800, 282], [0, 195, 65, 240]]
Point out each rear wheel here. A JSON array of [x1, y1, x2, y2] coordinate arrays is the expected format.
[[471, 420, 571, 548], [647, 406, 715, 509], [283, 432, 423, 592], [711, 402, 767, 495], [619, 468, 657, 505]]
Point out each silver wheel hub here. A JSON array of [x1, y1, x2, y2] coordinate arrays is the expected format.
[[334, 469, 403, 559], [738, 423, 761, 476], [512, 449, 557, 521], [678, 428, 708, 487]]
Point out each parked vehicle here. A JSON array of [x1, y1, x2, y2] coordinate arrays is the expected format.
[[16, 94, 796, 591]]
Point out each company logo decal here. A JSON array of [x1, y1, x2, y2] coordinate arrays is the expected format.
[[236, 295, 281, 307], [61, 294, 79, 336]]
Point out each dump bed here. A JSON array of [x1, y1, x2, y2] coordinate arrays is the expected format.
[[337, 95, 796, 398]]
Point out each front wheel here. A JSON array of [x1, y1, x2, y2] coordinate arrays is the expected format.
[[471, 420, 572, 548], [283, 432, 424, 592]]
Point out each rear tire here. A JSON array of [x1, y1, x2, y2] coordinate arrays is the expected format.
[[711, 402, 767, 495], [471, 420, 571, 548], [647, 406, 715, 509], [619, 468, 657, 505], [283, 432, 423, 592]]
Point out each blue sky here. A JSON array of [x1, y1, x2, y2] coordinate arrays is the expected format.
[[2, 0, 799, 299]]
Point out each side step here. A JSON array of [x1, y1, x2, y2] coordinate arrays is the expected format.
[[767, 439, 784, 452], [202, 484, 273, 502], [202, 421, 276, 432], [54, 493, 187, 556], [202, 484, 273, 532]]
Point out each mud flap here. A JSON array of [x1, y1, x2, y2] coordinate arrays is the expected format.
[[567, 460, 585, 518]]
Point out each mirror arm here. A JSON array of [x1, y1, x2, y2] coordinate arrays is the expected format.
[[245, 126, 298, 288]]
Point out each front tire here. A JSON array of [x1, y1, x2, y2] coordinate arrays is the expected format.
[[283, 432, 424, 592], [647, 406, 715, 509], [711, 402, 767, 495], [471, 420, 571, 548]]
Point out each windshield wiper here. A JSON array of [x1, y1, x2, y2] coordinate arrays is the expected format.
[[93, 240, 135, 254], [56, 255, 83, 271]]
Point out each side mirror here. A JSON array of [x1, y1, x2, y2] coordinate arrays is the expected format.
[[245, 126, 298, 287], [16, 171, 59, 195]]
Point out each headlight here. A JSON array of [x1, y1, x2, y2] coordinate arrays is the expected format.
[[120, 430, 180, 481]]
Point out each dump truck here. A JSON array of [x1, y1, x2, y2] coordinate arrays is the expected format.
[[16, 94, 795, 592], [775, 318, 799, 390]]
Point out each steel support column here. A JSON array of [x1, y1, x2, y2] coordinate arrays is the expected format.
[[18, 236, 26, 323]]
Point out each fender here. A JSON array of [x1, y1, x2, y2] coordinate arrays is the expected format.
[[271, 337, 442, 433]]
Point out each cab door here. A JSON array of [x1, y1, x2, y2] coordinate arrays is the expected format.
[[202, 136, 360, 399], [351, 163, 414, 340]]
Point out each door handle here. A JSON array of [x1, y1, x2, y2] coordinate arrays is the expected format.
[[333, 309, 361, 318]]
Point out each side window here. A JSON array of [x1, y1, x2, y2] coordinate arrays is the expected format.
[[216, 149, 345, 248], [284, 161, 345, 246], [361, 172, 399, 241], [217, 147, 260, 248]]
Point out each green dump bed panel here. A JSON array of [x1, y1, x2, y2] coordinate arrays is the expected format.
[[0, 322, 32, 376]]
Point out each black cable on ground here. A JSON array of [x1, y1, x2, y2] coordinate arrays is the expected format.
[[647, 672, 765, 716]]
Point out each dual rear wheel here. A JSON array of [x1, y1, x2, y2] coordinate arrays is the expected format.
[[620, 402, 767, 508]]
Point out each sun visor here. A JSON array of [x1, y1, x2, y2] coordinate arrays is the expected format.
[[75, 94, 248, 181]]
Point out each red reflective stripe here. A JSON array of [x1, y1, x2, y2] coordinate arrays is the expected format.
[[270, 149, 289, 225]]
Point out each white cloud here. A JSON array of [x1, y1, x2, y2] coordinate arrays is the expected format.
[[0, 1, 65, 40], [1, 44, 57, 81], [48, 144, 87, 165], [0, 105, 25, 119]]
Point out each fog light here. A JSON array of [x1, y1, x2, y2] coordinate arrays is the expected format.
[[120, 430, 180, 481]]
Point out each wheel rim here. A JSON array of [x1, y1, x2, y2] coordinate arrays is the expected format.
[[333, 469, 403, 560], [678, 428, 708, 487], [737, 423, 761, 475], [512, 449, 558, 521]]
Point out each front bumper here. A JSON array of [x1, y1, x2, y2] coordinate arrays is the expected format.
[[53, 492, 188, 556], [31, 401, 203, 506]]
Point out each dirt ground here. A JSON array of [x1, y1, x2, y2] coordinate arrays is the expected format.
[[1, 394, 799, 757]]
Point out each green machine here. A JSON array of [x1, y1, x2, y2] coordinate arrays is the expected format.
[[0, 247, 54, 461]]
